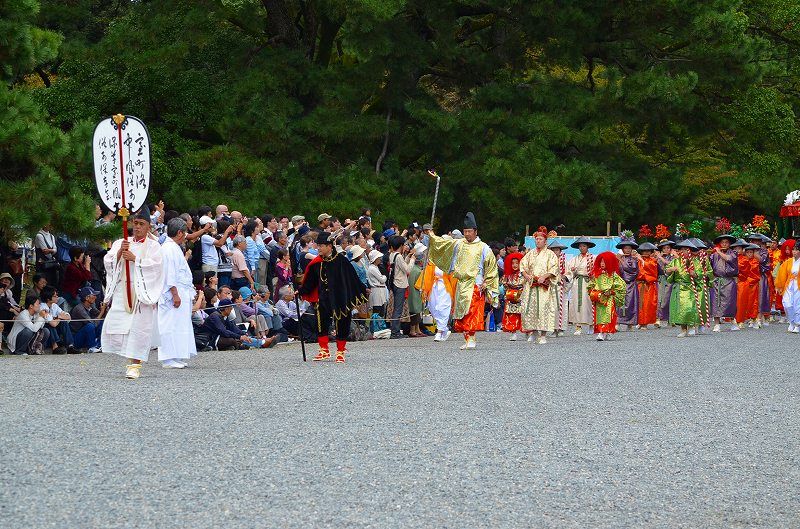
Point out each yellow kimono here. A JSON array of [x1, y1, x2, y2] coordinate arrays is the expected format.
[[427, 234, 499, 322], [519, 248, 559, 332]]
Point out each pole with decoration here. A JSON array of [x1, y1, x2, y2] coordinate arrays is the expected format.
[[92, 113, 152, 311]]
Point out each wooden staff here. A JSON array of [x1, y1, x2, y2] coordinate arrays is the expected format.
[[112, 114, 133, 310]]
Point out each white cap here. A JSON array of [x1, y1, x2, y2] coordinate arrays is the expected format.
[[368, 250, 383, 263], [199, 215, 216, 227]]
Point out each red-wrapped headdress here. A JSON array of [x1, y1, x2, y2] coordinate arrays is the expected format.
[[533, 225, 548, 239], [592, 251, 620, 277], [781, 239, 796, 258], [504, 252, 524, 277]]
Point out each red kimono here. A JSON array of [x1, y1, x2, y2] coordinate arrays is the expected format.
[[736, 255, 760, 323], [637, 257, 658, 325]]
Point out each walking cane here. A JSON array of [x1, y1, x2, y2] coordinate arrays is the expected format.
[[293, 276, 307, 362]]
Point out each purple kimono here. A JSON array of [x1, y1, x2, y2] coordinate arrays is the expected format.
[[710, 250, 739, 318], [758, 248, 771, 314], [657, 255, 674, 321], [616, 255, 640, 325]]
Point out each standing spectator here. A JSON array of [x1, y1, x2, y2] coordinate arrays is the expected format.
[[368, 250, 388, 317], [34, 225, 60, 288], [230, 236, 255, 291], [7, 293, 50, 355], [278, 216, 290, 233], [273, 249, 292, 302], [199, 217, 230, 275], [62, 246, 93, 307], [215, 219, 234, 287], [215, 204, 230, 223], [70, 287, 105, 352], [387, 235, 414, 339], [317, 213, 332, 233]]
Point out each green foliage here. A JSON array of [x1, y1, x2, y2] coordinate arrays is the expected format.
[[2, 0, 800, 242]]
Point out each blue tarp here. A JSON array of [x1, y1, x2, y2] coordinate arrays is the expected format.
[[524, 236, 623, 257]]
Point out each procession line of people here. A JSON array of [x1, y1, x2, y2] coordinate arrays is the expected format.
[[414, 214, 800, 348]]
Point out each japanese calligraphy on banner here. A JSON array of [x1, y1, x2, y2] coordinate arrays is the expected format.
[[92, 115, 151, 213]]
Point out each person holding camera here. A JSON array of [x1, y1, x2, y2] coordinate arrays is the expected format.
[[62, 246, 93, 307], [387, 235, 415, 339]]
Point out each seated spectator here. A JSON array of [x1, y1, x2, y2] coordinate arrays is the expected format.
[[29, 274, 47, 300], [203, 287, 218, 311], [204, 271, 218, 290], [69, 287, 105, 352], [273, 249, 292, 302], [252, 288, 289, 342], [7, 293, 50, 355], [201, 299, 266, 350], [0, 278, 21, 342], [96, 205, 116, 226], [233, 288, 274, 346], [62, 246, 93, 307], [190, 289, 215, 352], [275, 286, 316, 341], [40, 286, 76, 354]]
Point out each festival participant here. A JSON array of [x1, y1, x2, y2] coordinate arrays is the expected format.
[[519, 229, 559, 344], [407, 244, 427, 337], [689, 239, 713, 335], [500, 252, 524, 340], [735, 243, 761, 329], [101, 207, 165, 380], [566, 236, 595, 335], [636, 242, 658, 329], [666, 240, 699, 337], [615, 236, 641, 331], [424, 213, 499, 350], [746, 233, 772, 325], [157, 218, 198, 369], [548, 239, 569, 337], [774, 239, 795, 322], [709, 234, 739, 332], [654, 239, 675, 327], [775, 241, 800, 333], [588, 251, 625, 342], [299, 232, 368, 363], [416, 255, 456, 342]]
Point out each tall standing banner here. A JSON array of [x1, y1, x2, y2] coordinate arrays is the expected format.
[[92, 114, 152, 310]]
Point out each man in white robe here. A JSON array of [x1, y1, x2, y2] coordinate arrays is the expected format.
[[158, 218, 198, 368], [102, 207, 165, 379]]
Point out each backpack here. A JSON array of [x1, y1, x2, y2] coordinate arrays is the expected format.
[[387, 253, 399, 289], [370, 313, 388, 333]]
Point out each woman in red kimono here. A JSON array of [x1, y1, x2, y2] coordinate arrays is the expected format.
[[636, 242, 659, 328], [736, 244, 761, 327]]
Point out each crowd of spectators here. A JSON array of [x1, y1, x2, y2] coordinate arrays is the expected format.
[[0, 201, 522, 355]]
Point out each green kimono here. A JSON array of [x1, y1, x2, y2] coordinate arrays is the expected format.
[[667, 257, 699, 326], [587, 272, 625, 326], [692, 256, 713, 325]]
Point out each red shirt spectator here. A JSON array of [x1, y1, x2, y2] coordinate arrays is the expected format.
[[62, 247, 93, 298]]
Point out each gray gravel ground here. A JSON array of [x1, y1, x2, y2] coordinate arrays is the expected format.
[[1, 325, 798, 528]]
